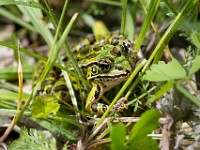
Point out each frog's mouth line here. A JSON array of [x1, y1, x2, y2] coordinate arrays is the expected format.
[[88, 72, 130, 81]]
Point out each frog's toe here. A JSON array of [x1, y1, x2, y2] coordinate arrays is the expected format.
[[112, 97, 128, 112]]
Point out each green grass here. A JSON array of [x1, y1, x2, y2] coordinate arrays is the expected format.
[[0, 0, 199, 149]]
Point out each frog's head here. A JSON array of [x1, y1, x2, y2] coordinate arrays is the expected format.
[[83, 39, 136, 92]]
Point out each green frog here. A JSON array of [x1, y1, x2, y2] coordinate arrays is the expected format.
[[33, 34, 137, 114]]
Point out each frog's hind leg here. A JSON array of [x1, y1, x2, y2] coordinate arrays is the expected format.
[[33, 60, 61, 96], [52, 76, 71, 103]]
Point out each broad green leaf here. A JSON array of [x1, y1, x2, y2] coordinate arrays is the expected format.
[[111, 123, 126, 150], [31, 95, 60, 118], [126, 109, 160, 150], [144, 58, 186, 81], [189, 55, 200, 75]]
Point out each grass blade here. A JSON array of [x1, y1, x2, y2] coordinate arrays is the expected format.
[[134, 0, 160, 51]]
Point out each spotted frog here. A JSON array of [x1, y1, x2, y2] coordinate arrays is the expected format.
[[33, 34, 138, 114]]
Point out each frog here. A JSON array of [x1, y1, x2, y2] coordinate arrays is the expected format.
[[33, 34, 138, 115]]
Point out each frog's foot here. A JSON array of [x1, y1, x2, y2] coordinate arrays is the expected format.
[[90, 102, 108, 114], [86, 98, 128, 115], [89, 98, 127, 115], [112, 97, 128, 112]]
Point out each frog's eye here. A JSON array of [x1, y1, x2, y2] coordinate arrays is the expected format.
[[123, 42, 131, 52], [108, 57, 114, 62], [91, 65, 98, 75]]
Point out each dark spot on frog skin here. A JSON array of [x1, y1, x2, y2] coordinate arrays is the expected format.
[[79, 45, 90, 55], [94, 85, 101, 99], [62, 56, 68, 62], [72, 80, 77, 85], [111, 37, 120, 46], [93, 45, 103, 51], [108, 57, 115, 62], [86, 53, 98, 59], [53, 84, 68, 92], [110, 47, 121, 57], [115, 65, 123, 70], [126, 69, 131, 73], [91, 102, 98, 112], [102, 104, 108, 112], [53, 67, 62, 76]]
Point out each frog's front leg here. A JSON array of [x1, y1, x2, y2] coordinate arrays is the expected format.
[[85, 82, 108, 114], [85, 82, 128, 114]]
